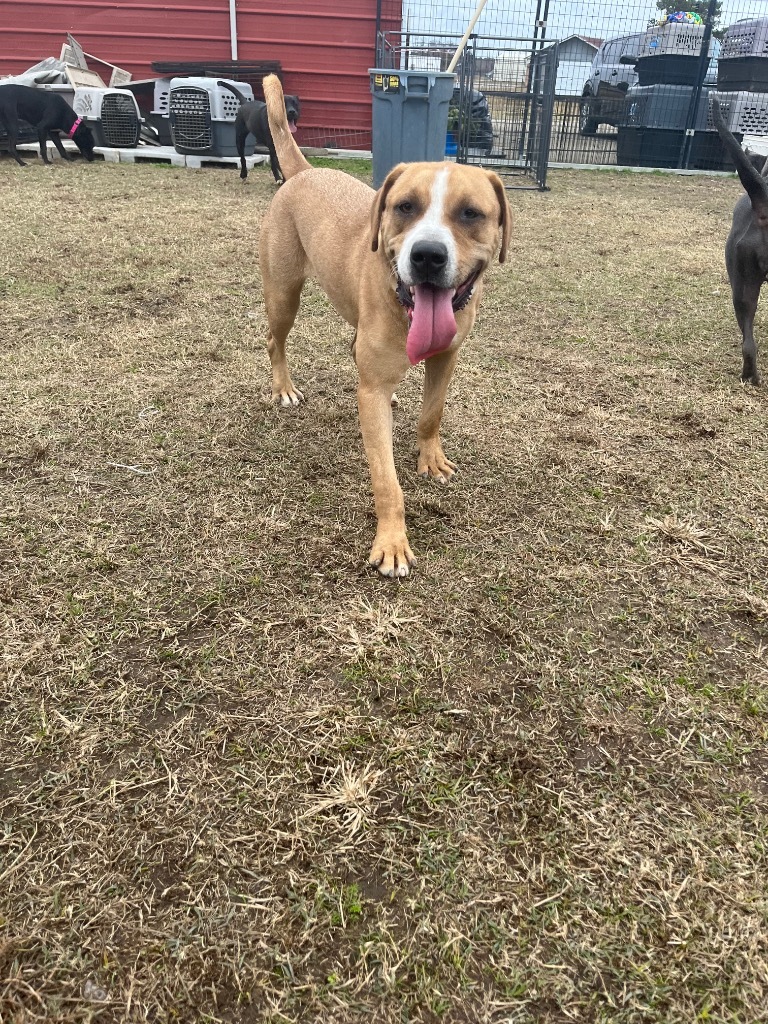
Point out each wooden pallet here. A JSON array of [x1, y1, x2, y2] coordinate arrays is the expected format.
[[13, 140, 270, 170], [98, 144, 184, 166], [98, 145, 270, 169], [15, 139, 79, 159]]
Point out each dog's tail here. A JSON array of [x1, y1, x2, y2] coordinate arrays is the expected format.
[[218, 81, 248, 105], [712, 97, 768, 221], [263, 74, 311, 180]]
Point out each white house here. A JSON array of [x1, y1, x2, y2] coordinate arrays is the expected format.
[[541, 35, 602, 95]]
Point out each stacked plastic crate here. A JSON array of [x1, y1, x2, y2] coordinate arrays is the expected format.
[[617, 21, 723, 169], [713, 20, 768, 142]]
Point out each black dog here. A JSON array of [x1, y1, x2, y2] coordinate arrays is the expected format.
[[712, 97, 767, 385], [0, 84, 95, 167], [219, 82, 300, 182]]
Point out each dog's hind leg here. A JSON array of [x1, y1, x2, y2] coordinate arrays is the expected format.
[[0, 110, 26, 167], [417, 348, 460, 481], [260, 213, 307, 404], [236, 118, 249, 180], [732, 276, 761, 385]]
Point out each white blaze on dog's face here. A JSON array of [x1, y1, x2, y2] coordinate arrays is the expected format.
[[372, 162, 511, 365], [396, 167, 459, 288]]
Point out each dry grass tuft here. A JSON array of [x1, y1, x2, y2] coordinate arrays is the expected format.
[[1, 155, 767, 1023], [301, 760, 383, 841], [646, 513, 722, 553]]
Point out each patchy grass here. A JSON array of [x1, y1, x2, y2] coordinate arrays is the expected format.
[[305, 156, 376, 177], [1, 153, 767, 1024]]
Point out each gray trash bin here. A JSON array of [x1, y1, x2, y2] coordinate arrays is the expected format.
[[369, 69, 456, 188]]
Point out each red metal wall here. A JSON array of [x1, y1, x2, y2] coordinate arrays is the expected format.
[[0, 0, 402, 148]]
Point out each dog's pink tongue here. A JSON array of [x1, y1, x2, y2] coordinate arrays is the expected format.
[[289, 122, 297, 134], [406, 285, 457, 365]]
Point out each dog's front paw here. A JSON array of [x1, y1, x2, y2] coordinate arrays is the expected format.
[[418, 442, 458, 484], [368, 531, 416, 579], [273, 386, 304, 407]]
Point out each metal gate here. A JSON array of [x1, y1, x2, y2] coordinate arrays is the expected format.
[[453, 35, 558, 190], [374, 29, 558, 191]]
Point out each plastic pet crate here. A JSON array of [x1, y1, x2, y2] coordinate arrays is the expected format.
[[634, 23, 714, 87], [39, 84, 77, 108], [618, 83, 728, 170], [635, 55, 706, 87], [624, 84, 711, 130], [709, 91, 768, 136], [718, 19, 768, 92], [718, 58, 768, 93], [616, 126, 728, 170], [148, 77, 173, 144], [721, 18, 768, 59], [153, 78, 171, 116], [73, 88, 141, 148], [169, 77, 254, 156], [637, 23, 708, 58]]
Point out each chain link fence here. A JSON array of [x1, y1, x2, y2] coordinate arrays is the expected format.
[[376, 0, 768, 173]]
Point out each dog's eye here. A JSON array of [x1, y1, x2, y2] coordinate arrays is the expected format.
[[461, 207, 483, 221], [396, 201, 414, 215]]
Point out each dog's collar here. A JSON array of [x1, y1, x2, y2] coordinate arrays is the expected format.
[[67, 117, 82, 138], [395, 268, 481, 319]]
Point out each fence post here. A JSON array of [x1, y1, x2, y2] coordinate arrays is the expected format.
[[518, 0, 550, 159], [535, 43, 558, 189], [456, 36, 476, 164], [676, 0, 718, 169]]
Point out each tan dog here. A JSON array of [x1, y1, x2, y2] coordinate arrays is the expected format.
[[259, 74, 511, 577]]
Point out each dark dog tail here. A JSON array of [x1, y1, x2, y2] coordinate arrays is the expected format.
[[218, 81, 248, 105], [263, 74, 311, 180], [712, 97, 768, 223]]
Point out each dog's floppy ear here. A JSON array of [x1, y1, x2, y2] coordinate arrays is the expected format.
[[485, 171, 512, 264], [371, 164, 406, 252]]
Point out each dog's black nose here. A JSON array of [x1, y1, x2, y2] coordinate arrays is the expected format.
[[410, 241, 448, 282]]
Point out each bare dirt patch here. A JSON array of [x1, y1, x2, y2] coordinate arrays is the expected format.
[[1, 156, 767, 1023]]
